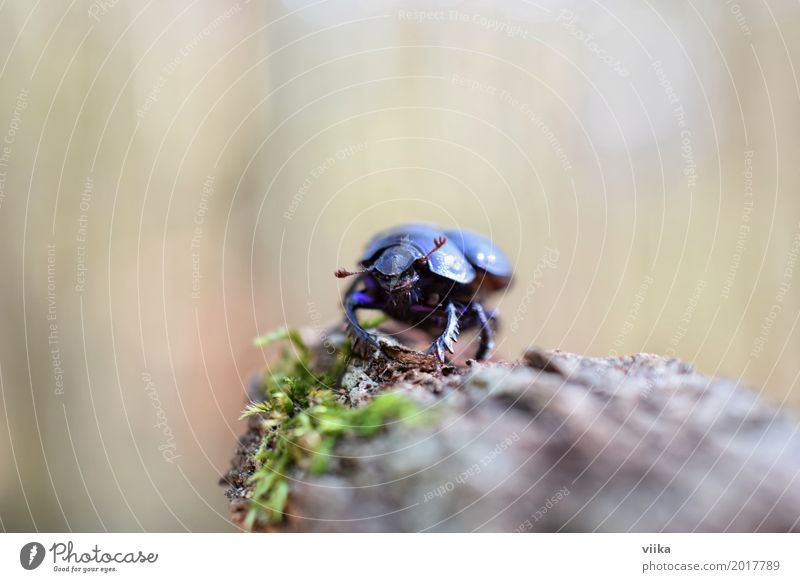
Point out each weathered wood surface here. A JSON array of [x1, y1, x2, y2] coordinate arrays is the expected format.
[[224, 331, 800, 532]]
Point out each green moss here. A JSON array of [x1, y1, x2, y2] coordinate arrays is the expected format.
[[243, 321, 424, 529]]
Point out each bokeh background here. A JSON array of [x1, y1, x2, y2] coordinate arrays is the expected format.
[[1, 0, 799, 531]]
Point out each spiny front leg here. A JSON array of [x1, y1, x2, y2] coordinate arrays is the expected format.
[[471, 302, 496, 361], [343, 286, 383, 357], [426, 301, 460, 367]]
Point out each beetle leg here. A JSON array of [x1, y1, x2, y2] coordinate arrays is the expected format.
[[472, 302, 496, 361], [343, 285, 383, 356], [426, 301, 460, 366]]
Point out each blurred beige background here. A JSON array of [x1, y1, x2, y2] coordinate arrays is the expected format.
[[1, 0, 799, 531]]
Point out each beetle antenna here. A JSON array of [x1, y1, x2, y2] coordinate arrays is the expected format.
[[334, 268, 367, 278], [417, 236, 447, 264]]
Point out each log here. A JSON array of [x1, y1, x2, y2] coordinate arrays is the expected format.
[[221, 328, 800, 532]]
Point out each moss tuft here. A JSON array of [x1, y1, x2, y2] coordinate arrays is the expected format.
[[243, 322, 423, 529]]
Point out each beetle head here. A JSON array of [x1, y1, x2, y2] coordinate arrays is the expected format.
[[335, 236, 446, 304], [370, 245, 420, 295]]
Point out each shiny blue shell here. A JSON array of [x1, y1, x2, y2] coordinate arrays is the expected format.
[[443, 228, 513, 277], [361, 223, 476, 284], [362, 223, 511, 284]]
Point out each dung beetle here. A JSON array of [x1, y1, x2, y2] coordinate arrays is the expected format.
[[335, 223, 512, 365]]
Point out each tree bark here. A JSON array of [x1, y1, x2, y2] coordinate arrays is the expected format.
[[223, 330, 800, 532]]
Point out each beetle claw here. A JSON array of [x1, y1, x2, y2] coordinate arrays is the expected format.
[[426, 339, 447, 366], [346, 326, 377, 355]]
